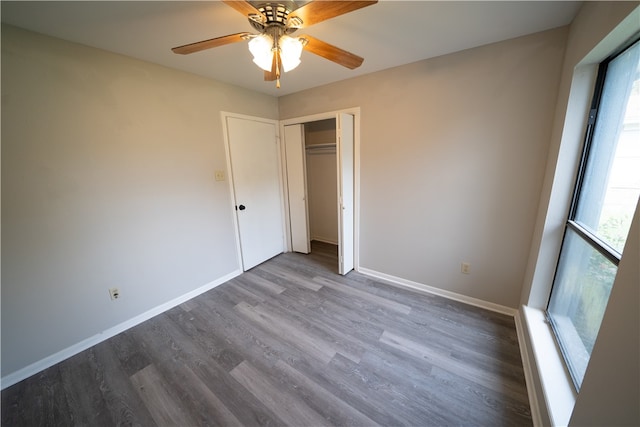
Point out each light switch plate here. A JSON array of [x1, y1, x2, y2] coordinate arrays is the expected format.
[[215, 170, 225, 181]]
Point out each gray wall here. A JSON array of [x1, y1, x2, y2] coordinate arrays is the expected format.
[[280, 28, 568, 308], [4, 11, 636, 426], [1, 25, 278, 377]]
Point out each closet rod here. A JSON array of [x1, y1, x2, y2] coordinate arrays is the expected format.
[[305, 143, 336, 150]]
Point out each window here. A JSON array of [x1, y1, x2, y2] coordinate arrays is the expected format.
[[547, 37, 640, 390]]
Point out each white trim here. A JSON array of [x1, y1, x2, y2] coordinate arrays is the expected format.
[[515, 309, 544, 427], [279, 107, 361, 270], [220, 111, 247, 271], [521, 306, 577, 427], [1, 270, 241, 390], [280, 109, 360, 127], [310, 236, 339, 246], [353, 112, 361, 271], [357, 267, 518, 317]]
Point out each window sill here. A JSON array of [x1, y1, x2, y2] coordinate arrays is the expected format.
[[522, 306, 577, 426]]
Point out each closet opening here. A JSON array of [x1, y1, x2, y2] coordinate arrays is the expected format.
[[304, 118, 339, 268], [283, 110, 357, 276]]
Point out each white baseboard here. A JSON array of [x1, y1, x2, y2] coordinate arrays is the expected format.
[[310, 236, 338, 245], [515, 308, 543, 427], [1, 269, 242, 390], [357, 266, 518, 317]]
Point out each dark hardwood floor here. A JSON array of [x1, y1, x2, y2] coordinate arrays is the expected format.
[[2, 241, 532, 426]]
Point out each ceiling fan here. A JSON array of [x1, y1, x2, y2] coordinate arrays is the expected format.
[[172, 1, 378, 88]]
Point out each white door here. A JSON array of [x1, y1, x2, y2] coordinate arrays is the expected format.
[[337, 113, 354, 274], [284, 124, 310, 253], [226, 116, 284, 270]]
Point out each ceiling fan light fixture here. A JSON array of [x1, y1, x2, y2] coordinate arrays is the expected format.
[[248, 34, 274, 71], [173, 0, 377, 86], [279, 35, 303, 72]]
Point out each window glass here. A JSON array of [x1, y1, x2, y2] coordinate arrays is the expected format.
[[547, 229, 617, 385], [574, 40, 640, 253]]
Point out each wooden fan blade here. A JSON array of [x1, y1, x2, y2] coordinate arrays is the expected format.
[[301, 35, 364, 69], [223, 0, 266, 24], [288, 1, 377, 28], [172, 33, 250, 55]]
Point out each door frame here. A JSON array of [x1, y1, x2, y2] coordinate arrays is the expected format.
[[279, 107, 361, 271], [221, 111, 287, 271]]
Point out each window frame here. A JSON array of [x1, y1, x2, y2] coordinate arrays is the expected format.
[[546, 33, 640, 390]]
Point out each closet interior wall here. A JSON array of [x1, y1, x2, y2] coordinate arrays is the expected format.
[[304, 119, 338, 245]]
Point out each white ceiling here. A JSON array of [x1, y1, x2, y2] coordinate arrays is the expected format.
[[1, 1, 583, 97]]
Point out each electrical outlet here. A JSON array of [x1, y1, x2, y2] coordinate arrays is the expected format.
[[461, 262, 471, 275], [214, 170, 225, 181], [109, 288, 120, 300]]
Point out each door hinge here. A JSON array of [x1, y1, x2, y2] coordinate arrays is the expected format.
[[588, 108, 597, 125]]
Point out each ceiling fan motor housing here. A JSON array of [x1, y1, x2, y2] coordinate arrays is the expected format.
[[248, 2, 302, 34]]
